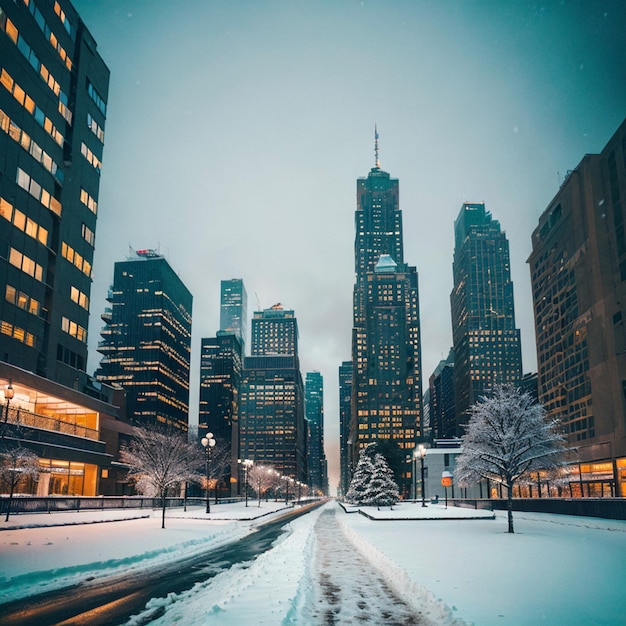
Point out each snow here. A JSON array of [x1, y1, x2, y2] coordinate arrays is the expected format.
[[1, 500, 626, 625]]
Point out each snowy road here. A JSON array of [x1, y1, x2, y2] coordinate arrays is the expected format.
[[302, 507, 432, 625]]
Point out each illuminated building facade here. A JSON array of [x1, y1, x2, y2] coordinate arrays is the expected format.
[[350, 138, 423, 497], [239, 305, 306, 483], [198, 332, 243, 494], [450, 203, 522, 432], [0, 0, 109, 388], [96, 250, 192, 431], [305, 371, 327, 495], [219, 279, 247, 355], [528, 117, 626, 496]]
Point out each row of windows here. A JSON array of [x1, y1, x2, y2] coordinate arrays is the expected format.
[[70, 286, 88, 310], [79, 188, 97, 215], [0, 108, 63, 183], [87, 112, 104, 143], [53, 1, 75, 40], [81, 223, 95, 246], [1, 319, 35, 347], [0, 196, 48, 246], [0, 12, 72, 124], [61, 316, 87, 343], [61, 242, 92, 277], [17, 167, 62, 217], [81, 142, 101, 172], [6, 284, 40, 316], [87, 80, 107, 116], [9, 247, 43, 281], [20, 0, 73, 70], [1, 68, 64, 145], [56, 343, 85, 371]]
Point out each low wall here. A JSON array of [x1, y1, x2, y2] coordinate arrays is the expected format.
[[451, 497, 626, 520]]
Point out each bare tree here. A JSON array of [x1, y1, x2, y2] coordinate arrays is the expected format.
[[248, 464, 275, 507], [0, 445, 40, 521], [455, 384, 570, 533], [121, 424, 203, 528]]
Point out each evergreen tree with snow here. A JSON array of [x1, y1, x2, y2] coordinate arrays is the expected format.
[[455, 384, 570, 533], [345, 447, 375, 505], [363, 452, 400, 508]]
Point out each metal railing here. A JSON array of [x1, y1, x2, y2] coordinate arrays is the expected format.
[[0, 495, 244, 516], [1, 405, 99, 440]]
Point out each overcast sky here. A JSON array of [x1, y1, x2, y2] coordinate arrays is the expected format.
[[74, 0, 626, 491]]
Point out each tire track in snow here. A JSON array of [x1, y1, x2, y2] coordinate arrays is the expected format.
[[306, 507, 430, 625]]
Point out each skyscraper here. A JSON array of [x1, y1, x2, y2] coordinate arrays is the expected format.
[[349, 133, 423, 496], [219, 279, 247, 355], [338, 360, 352, 497], [528, 117, 626, 496], [96, 250, 192, 431], [239, 305, 306, 483], [450, 203, 522, 431], [305, 371, 326, 495], [0, 0, 109, 387], [198, 332, 243, 494], [429, 349, 456, 440], [251, 304, 297, 356]]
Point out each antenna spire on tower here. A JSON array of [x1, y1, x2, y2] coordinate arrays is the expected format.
[[374, 124, 380, 169]]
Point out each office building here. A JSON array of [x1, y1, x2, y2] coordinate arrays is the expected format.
[[338, 360, 352, 496], [528, 117, 626, 496], [198, 332, 243, 495], [219, 279, 247, 355], [96, 250, 192, 431], [429, 349, 456, 440], [0, 0, 109, 388], [450, 202, 522, 432], [349, 133, 423, 497], [239, 305, 306, 483], [305, 371, 327, 495]]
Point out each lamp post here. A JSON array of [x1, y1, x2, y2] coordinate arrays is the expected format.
[[416, 444, 427, 507], [201, 432, 216, 513], [2, 381, 14, 440], [238, 459, 253, 507]]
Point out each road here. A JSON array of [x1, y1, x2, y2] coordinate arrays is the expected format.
[[0, 502, 322, 626]]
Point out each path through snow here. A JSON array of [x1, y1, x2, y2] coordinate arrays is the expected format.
[[303, 506, 434, 625]]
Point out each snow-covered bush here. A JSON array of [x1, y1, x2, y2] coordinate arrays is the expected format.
[[346, 443, 399, 508]]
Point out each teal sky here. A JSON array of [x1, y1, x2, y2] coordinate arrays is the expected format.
[[74, 0, 626, 491]]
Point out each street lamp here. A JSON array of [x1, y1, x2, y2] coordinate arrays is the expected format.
[[201, 432, 216, 513], [2, 381, 14, 439], [416, 444, 427, 507], [238, 459, 253, 507]]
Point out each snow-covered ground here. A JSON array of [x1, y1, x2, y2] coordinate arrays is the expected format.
[[1, 500, 625, 625]]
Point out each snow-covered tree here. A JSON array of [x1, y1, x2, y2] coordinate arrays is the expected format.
[[455, 384, 570, 533], [248, 464, 275, 507], [0, 445, 40, 521], [365, 453, 400, 509], [121, 424, 203, 528], [346, 443, 399, 507]]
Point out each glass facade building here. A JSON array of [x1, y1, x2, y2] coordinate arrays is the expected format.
[[350, 151, 423, 497], [219, 279, 247, 355], [450, 203, 522, 432], [96, 251, 192, 431], [0, 0, 109, 387], [338, 360, 352, 497], [305, 371, 327, 495]]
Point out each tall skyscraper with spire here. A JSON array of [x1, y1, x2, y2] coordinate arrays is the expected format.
[[349, 130, 423, 496], [450, 202, 522, 432]]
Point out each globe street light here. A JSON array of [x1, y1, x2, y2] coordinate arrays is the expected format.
[[201, 432, 216, 513]]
